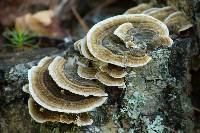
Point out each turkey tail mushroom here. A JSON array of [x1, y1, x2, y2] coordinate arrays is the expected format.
[[124, 3, 152, 14], [77, 65, 97, 80], [28, 98, 93, 126], [48, 56, 107, 97], [28, 56, 107, 114], [164, 11, 193, 34], [95, 71, 125, 87], [86, 14, 172, 67], [25, 8, 177, 126]]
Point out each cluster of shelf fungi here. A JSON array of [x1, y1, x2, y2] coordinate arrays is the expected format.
[[23, 3, 193, 126]]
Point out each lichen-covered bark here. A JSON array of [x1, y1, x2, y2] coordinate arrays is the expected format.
[[167, 1, 200, 132], [115, 37, 197, 133], [0, 36, 198, 133]]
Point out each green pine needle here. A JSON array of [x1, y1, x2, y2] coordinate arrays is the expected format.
[[3, 29, 36, 48]]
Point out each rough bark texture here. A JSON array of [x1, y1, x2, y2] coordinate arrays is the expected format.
[[0, 0, 200, 133]]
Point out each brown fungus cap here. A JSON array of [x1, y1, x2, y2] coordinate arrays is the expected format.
[[87, 14, 172, 67], [77, 65, 97, 80], [74, 37, 96, 61], [48, 56, 107, 97], [113, 22, 173, 48], [149, 35, 173, 47], [28, 56, 107, 113], [22, 84, 30, 94], [75, 55, 91, 67], [113, 22, 136, 48], [146, 6, 177, 21], [28, 98, 93, 126], [74, 39, 82, 52], [100, 64, 127, 78], [80, 37, 96, 61], [95, 71, 125, 86], [75, 113, 94, 126], [164, 11, 193, 34], [142, 8, 160, 14], [124, 3, 152, 14]]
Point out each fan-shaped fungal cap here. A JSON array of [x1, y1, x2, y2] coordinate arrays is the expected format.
[[100, 64, 127, 78], [146, 6, 177, 21], [142, 8, 160, 14], [76, 113, 94, 126], [74, 38, 97, 61], [28, 56, 107, 113], [80, 37, 96, 61], [164, 11, 193, 34], [124, 3, 152, 14], [114, 21, 173, 48], [28, 98, 93, 126], [87, 14, 172, 67], [95, 71, 125, 86], [143, 34, 173, 51], [22, 84, 30, 94], [77, 65, 97, 80], [48, 56, 107, 97], [74, 39, 82, 52], [113, 22, 136, 48], [75, 56, 91, 67]]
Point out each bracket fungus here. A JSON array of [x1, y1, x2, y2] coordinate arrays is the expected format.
[[95, 71, 125, 87], [125, 4, 193, 35], [26, 55, 108, 126], [72, 13, 173, 86], [48, 56, 107, 97], [142, 8, 160, 14], [77, 65, 97, 80], [76, 55, 91, 67], [146, 6, 177, 21], [74, 37, 97, 61], [28, 56, 107, 113], [74, 39, 82, 52], [113, 22, 137, 48], [77, 62, 126, 86], [99, 64, 127, 78], [28, 98, 93, 126], [124, 3, 152, 14], [86, 14, 172, 67], [80, 37, 97, 61], [164, 11, 193, 34], [76, 56, 127, 86], [25, 8, 176, 126], [22, 84, 30, 94]]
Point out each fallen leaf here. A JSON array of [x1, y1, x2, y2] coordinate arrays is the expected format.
[[32, 10, 54, 26], [15, 10, 63, 37]]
